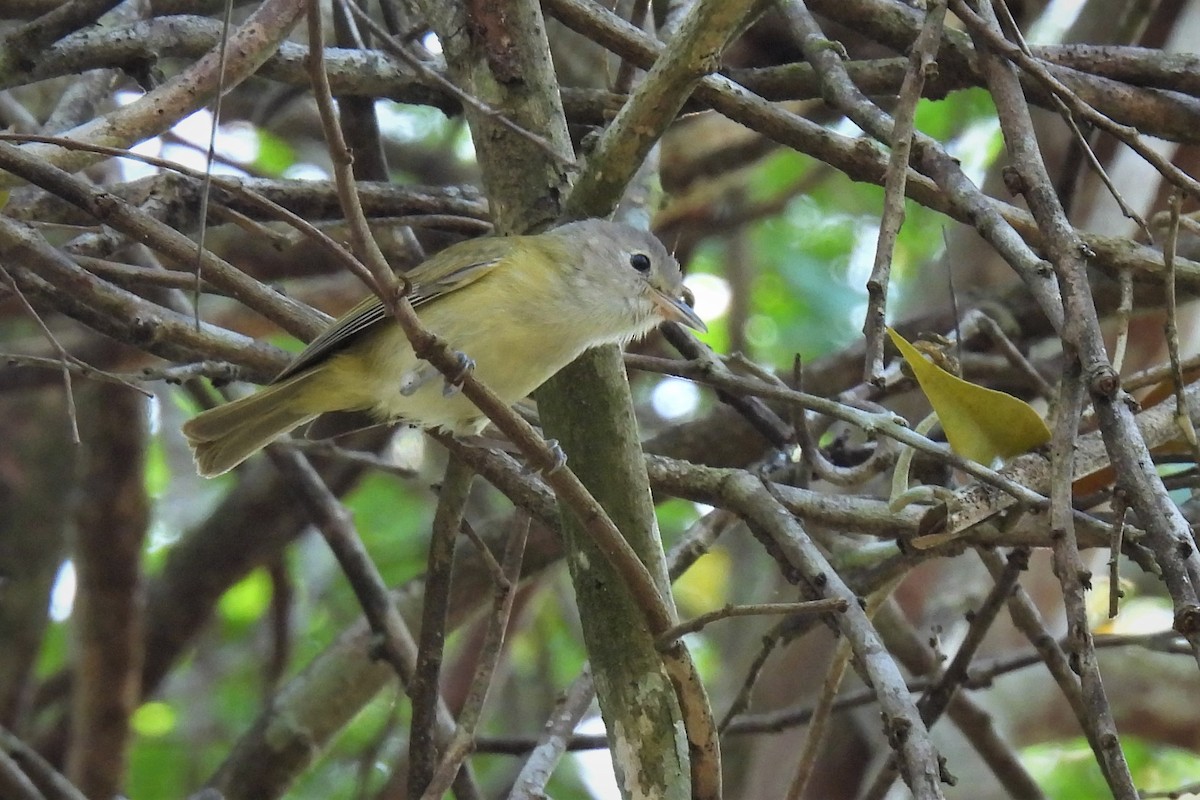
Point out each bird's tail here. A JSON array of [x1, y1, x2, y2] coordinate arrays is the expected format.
[[183, 371, 322, 477]]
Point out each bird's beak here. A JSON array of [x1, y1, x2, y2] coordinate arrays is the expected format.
[[652, 289, 707, 333]]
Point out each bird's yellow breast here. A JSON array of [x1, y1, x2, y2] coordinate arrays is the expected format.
[[310, 256, 626, 434]]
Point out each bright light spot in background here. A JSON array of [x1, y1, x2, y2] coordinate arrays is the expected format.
[[146, 394, 161, 435], [651, 377, 700, 420], [148, 519, 180, 553], [1028, 0, 1087, 43], [50, 561, 76, 621], [283, 162, 329, 180], [831, 115, 863, 139], [946, 118, 1003, 187], [421, 31, 443, 54], [1103, 597, 1175, 634], [163, 110, 257, 176], [170, 107, 219, 149], [114, 91, 260, 180], [745, 314, 779, 349], [376, 101, 442, 142], [844, 221, 877, 324], [375, 99, 477, 163], [214, 121, 261, 163], [682, 273, 730, 322], [125, 136, 162, 181], [131, 701, 177, 737], [454, 130, 476, 162], [574, 716, 619, 799]]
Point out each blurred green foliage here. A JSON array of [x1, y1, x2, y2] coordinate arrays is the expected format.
[[251, 128, 298, 177], [1022, 735, 1200, 800]]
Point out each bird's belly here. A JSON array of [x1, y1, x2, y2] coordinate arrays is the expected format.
[[330, 311, 588, 434]]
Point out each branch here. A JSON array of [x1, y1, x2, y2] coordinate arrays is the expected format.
[[565, 0, 761, 216], [962, 0, 1200, 662], [66, 383, 148, 799], [0, 0, 305, 183], [719, 474, 945, 798]]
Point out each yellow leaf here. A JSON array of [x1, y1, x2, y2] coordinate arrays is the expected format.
[[888, 327, 1050, 465]]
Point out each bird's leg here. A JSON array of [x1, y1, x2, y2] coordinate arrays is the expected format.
[[399, 364, 437, 396], [441, 349, 475, 397], [397, 350, 475, 397], [541, 439, 567, 475]]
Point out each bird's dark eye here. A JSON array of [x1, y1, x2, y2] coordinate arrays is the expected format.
[[630, 253, 652, 273]]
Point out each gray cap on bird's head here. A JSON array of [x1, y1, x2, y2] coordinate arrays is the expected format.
[[546, 219, 707, 334]]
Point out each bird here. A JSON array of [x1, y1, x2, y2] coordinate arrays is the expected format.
[[182, 218, 706, 477]]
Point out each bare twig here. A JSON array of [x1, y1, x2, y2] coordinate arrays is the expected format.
[[409, 456, 474, 795], [192, 0, 236, 328], [265, 445, 482, 798], [0, 266, 80, 442], [952, 0, 1200, 202], [306, 0, 398, 299], [657, 599, 847, 646], [1162, 192, 1200, 466], [0, 139, 324, 339], [0, 724, 88, 800], [342, 1, 571, 167], [507, 669, 597, 800], [862, 549, 1028, 799], [722, 475, 945, 797], [0, 0, 305, 183], [419, 514, 530, 800], [565, 0, 760, 216]]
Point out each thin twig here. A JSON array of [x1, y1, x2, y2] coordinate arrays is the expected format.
[[419, 513, 531, 800], [657, 598, 847, 646], [1108, 490, 1128, 619], [342, 1, 570, 166], [507, 669, 597, 800], [0, 132, 382, 294], [409, 456, 474, 795], [306, 0, 397, 299], [725, 475, 945, 797], [862, 549, 1028, 799], [1162, 191, 1200, 466], [266, 444, 482, 798], [1111, 268, 1134, 375], [192, 0, 236, 329], [627, 353, 1051, 508], [1048, 369, 1135, 796], [990, 0, 1149, 238], [855, 0, 947, 382], [952, 0, 1200, 202], [0, 266, 80, 442], [0, 139, 324, 339], [962, 0, 1200, 664], [966, 309, 1055, 399]]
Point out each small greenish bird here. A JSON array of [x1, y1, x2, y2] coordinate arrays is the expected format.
[[183, 219, 706, 477]]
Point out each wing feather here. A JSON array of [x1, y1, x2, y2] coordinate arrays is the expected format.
[[273, 246, 507, 383]]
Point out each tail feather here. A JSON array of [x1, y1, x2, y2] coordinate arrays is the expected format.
[[183, 373, 321, 477]]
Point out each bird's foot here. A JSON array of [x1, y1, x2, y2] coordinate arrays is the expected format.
[[541, 439, 567, 475], [442, 350, 475, 397]]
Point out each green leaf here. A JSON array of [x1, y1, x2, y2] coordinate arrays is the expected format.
[[132, 701, 177, 737], [888, 328, 1050, 465], [218, 568, 272, 625], [251, 128, 297, 176]]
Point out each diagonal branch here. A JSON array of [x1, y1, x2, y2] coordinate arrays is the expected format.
[[0, 0, 305, 184], [565, 0, 762, 217]]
